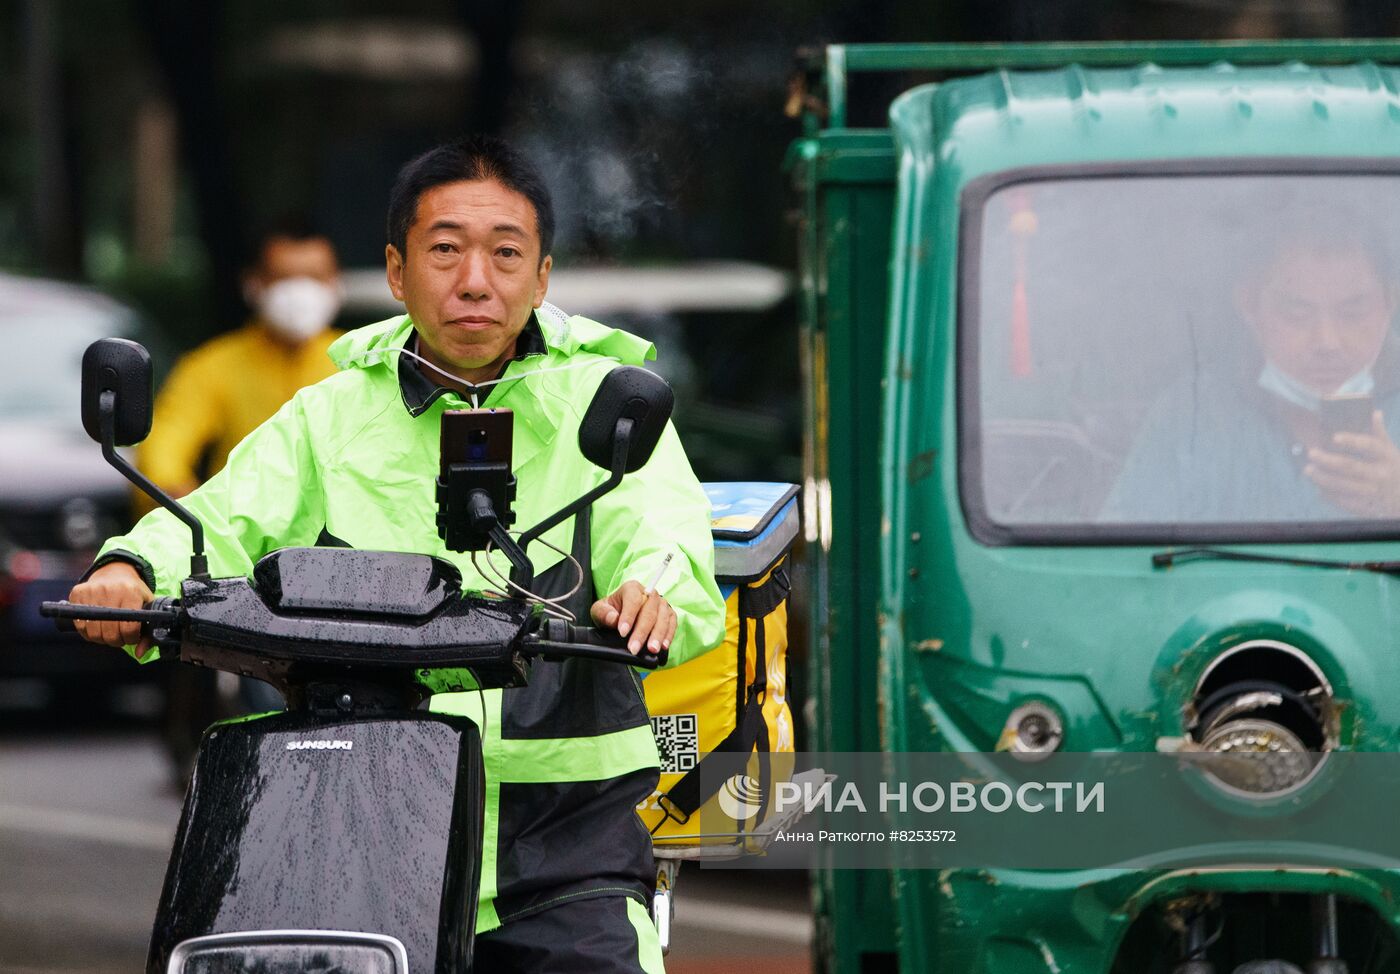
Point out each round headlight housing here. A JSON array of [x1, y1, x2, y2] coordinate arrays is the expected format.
[[1187, 641, 1335, 798]]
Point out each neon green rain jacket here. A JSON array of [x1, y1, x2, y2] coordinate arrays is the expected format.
[[96, 310, 727, 932]]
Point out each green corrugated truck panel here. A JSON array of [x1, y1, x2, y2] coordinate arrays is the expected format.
[[791, 128, 901, 971]]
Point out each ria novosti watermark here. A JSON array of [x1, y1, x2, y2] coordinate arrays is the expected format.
[[774, 777, 1105, 815], [684, 751, 1400, 871]]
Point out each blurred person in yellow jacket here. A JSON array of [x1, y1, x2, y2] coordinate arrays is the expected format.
[[138, 221, 346, 504], [142, 219, 345, 781]]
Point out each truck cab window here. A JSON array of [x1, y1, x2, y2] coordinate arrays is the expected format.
[[969, 172, 1400, 539]]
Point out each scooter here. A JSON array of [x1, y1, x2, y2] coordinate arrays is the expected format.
[[43, 338, 677, 973]]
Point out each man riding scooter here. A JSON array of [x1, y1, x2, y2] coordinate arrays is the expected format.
[[67, 134, 727, 973]]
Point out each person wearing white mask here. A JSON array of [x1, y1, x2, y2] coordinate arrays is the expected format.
[[138, 220, 345, 505], [137, 219, 344, 772]]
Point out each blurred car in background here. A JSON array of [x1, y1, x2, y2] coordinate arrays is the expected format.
[[0, 271, 162, 708]]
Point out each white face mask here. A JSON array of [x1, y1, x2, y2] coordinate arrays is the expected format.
[[255, 276, 343, 343]]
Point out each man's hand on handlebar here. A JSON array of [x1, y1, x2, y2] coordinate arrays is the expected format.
[[590, 580, 677, 657], [68, 562, 156, 658]]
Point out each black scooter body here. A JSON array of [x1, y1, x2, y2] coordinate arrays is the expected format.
[[149, 710, 485, 974], [146, 549, 511, 973], [118, 547, 659, 973]]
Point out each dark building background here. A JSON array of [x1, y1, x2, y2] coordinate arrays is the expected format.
[[7, 0, 1400, 481]]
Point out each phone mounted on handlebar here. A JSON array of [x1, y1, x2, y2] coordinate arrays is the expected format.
[[432, 367, 673, 593]]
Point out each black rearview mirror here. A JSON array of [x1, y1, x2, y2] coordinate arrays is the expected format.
[[78, 338, 209, 578], [81, 338, 153, 446], [579, 366, 674, 473], [511, 367, 674, 590]]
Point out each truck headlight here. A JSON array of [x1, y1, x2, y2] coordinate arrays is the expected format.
[[1187, 641, 1335, 797]]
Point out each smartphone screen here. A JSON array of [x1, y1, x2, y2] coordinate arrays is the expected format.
[[1319, 395, 1374, 437], [441, 408, 514, 468]]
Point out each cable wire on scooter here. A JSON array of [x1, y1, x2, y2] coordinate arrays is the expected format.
[[472, 530, 585, 622]]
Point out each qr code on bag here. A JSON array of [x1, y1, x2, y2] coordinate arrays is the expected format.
[[651, 713, 698, 774]]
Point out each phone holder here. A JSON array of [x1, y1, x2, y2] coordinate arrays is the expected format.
[[437, 367, 675, 592], [436, 461, 517, 553]]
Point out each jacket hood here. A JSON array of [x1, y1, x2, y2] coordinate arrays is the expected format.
[[327, 303, 656, 372]]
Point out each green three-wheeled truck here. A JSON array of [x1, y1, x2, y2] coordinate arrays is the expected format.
[[792, 40, 1400, 973]]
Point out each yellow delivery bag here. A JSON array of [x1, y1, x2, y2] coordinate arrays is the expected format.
[[640, 482, 800, 843]]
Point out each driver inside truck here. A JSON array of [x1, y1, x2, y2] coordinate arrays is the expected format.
[[1102, 207, 1400, 523], [67, 134, 726, 973]]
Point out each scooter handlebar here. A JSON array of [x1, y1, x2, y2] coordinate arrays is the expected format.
[[528, 618, 668, 669], [39, 599, 181, 634], [39, 596, 669, 668]]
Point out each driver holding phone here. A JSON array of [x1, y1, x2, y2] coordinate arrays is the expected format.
[[1247, 227, 1400, 517], [1105, 209, 1400, 522]]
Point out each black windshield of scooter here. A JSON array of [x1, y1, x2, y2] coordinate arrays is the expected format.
[[252, 547, 462, 618]]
